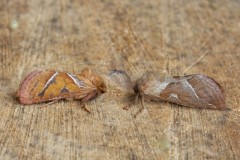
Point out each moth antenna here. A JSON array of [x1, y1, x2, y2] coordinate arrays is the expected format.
[[182, 51, 209, 75], [223, 107, 231, 111], [182, 33, 213, 75], [39, 100, 59, 109]]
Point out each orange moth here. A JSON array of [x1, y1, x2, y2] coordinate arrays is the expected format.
[[133, 73, 226, 115], [16, 68, 106, 110]]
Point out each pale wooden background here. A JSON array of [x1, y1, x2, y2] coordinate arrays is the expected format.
[[0, 0, 239, 159]]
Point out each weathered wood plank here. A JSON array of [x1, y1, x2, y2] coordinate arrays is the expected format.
[[0, 0, 239, 159]]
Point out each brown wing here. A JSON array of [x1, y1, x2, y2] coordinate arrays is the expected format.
[[159, 74, 226, 109]]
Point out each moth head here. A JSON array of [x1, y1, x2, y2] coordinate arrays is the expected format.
[[91, 75, 107, 94], [81, 68, 107, 93], [93, 76, 107, 94], [134, 73, 153, 94]]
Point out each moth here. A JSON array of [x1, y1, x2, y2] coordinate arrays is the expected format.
[[16, 68, 106, 112], [133, 73, 226, 116]]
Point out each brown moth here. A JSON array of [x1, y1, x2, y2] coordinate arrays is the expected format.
[[133, 73, 226, 116]]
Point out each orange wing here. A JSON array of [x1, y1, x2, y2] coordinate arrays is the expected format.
[[17, 70, 97, 104]]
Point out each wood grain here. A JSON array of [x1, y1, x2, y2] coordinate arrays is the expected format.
[[0, 0, 239, 159]]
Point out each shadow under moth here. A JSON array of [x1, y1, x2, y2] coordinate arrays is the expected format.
[[16, 68, 106, 112]]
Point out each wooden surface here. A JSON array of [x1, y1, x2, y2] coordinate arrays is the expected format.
[[0, 0, 239, 159]]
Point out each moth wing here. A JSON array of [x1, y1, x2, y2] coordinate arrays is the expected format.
[[158, 79, 202, 107], [18, 70, 57, 104], [184, 74, 225, 109], [159, 74, 225, 109], [18, 71, 96, 104], [80, 68, 93, 79], [108, 70, 133, 91]]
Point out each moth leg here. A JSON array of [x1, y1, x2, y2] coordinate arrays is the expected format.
[[40, 100, 59, 109], [135, 93, 139, 104], [81, 103, 91, 114], [133, 95, 145, 118], [80, 92, 98, 114], [123, 94, 139, 110]]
